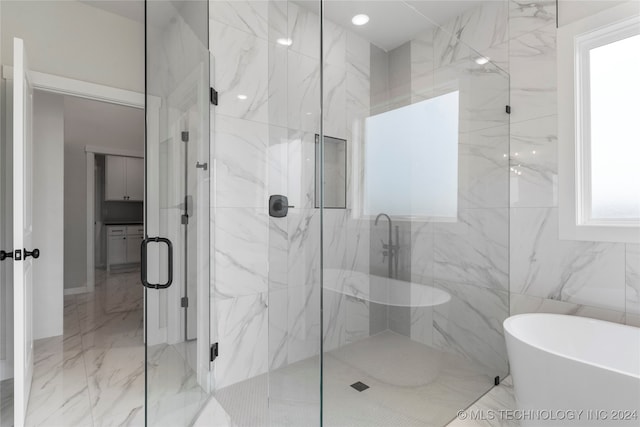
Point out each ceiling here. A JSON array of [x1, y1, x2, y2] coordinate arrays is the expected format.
[[81, 0, 487, 52], [297, 0, 482, 51]]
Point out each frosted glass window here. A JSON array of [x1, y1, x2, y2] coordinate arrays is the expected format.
[[363, 91, 459, 219], [589, 34, 640, 220]]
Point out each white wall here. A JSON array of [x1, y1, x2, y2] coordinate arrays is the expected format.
[[1, 0, 143, 92], [33, 91, 64, 339]]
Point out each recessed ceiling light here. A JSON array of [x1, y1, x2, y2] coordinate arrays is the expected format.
[[277, 38, 293, 46], [237, 94, 248, 100], [475, 57, 490, 65], [351, 14, 369, 26]]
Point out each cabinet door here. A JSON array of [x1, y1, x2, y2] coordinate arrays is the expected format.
[[126, 234, 142, 263], [105, 156, 127, 200], [126, 157, 144, 201], [108, 235, 127, 265]]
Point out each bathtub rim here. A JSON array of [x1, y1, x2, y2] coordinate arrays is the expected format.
[[504, 313, 640, 380]]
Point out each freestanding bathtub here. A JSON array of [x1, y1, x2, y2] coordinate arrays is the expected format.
[[504, 313, 640, 426]]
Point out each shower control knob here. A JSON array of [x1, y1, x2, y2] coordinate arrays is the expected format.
[[269, 195, 294, 218]]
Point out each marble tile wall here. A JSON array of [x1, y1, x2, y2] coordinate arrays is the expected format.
[[503, 0, 638, 326], [209, 0, 371, 389], [405, 2, 511, 378]]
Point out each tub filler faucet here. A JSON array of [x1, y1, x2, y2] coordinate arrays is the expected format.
[[375, 213, 399, 278]]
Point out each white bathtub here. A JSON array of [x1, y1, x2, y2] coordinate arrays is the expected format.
[[322, 268, 450, 308], [504, 313, 640, 426]]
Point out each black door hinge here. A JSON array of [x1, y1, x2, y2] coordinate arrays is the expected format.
[[181, 297, 189, 308], [505, 105, 511, 114], [181, 214, 189, 225], [210, 342, 219, 362], [181, 131, 189, 142], [210, 88, 218, 106]]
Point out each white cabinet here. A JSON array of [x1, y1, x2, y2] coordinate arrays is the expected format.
[[105, 156, 143, 201], [106, 225, 143, 270]]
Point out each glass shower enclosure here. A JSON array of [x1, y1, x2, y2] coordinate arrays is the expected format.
[[144, 1, 510, 425]]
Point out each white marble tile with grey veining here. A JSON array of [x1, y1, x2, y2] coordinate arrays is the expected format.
[[448, 376, 519, 427], [287, 283, 321, 364], [323, 289, 346, 352], [214, 208, 269, 298], [215, 293, 269, 389], [347, 31, 371, 80], [211, 22, 269, 123], [410, 221, 434, 286], [268, 42, 289, 128], [509, 115, 558, 208], [268, 125, 289, 198], [287, 209, 321, 289], [269, 289, 289, 370], [287, 51, 321, 133], [509, 0, 556, 40], [434, 60, 509, 134], [432, 1, 508, 69], [411, 28, 435, 98], [626, 244, 640, 315], [287, 1, 320, 60], [510, 207, 627, 311], [323, 209, 348, 270], [214, 115, 268, 208], [458, 126, 510, 209], [345, 295, 369, 344], [269, 216, 289, 291], [323, 19, 346, 68], [323, 63, 347, 140], [509, 23, 557, 123], [433, 280, 510, 376], [287, 129, 316, 209], [434, 208, 509, 292], [210, 1, 269, 40], [345, 217, 371, 274], [509, 292, 627, 324]]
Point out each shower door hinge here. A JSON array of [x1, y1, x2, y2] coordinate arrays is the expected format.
[[181, 297, 189, 308], [210, 342, 219, 362], [181, 131, 189, 142], [505, 105, 511, 114], [181, 214, 189, 225], [210, 87, 218, 106]]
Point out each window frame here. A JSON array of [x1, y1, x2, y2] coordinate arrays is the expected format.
[[558, 2, 640, 243]]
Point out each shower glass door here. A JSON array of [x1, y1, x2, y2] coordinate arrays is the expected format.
[[144, 1, 210, 425]]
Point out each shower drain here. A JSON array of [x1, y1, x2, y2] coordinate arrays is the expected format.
[[350, 381, 369, 392]]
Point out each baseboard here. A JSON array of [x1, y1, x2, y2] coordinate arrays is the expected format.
[[64, 286, 90, 295]]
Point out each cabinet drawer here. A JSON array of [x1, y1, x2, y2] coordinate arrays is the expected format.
[[126, 225, 144, 236], [107, 227, 126, 236]]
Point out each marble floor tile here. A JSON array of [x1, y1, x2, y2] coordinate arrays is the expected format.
[[24, 268, 179, 427]]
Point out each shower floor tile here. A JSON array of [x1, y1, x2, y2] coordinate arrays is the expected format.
[[213, 330, 499, 427]]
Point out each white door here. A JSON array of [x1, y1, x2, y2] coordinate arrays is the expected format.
[[13, 37, 35, 427]]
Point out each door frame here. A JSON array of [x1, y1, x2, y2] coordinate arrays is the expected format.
[[2, 66, 159, 292], [0, 64, 164, 349]]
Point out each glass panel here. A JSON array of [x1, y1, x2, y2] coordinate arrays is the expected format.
[[321, 1, 510, 425], [589, 33, 640, 220], [315, 135, 347, 209], [205, 0, 322, 425], [145, 1, 210, 425]]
